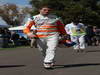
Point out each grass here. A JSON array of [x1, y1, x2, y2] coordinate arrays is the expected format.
[[0, 45, 30, 50]]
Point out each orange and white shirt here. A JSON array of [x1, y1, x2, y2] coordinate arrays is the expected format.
[[23, 14, 66, 38]]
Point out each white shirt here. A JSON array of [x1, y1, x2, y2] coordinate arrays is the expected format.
[[65, 22, 85, 36]]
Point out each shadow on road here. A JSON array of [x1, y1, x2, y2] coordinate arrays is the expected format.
[[54, 63, 100, 69], [86, 50, 100, 53], [0, 65, 25, 68]]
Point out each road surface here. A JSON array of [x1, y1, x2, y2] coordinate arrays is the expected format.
[[0, 46, 100, 75]]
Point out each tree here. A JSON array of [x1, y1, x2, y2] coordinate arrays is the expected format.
[[29, 0, 100, 27], [0, 3, 32, 26]]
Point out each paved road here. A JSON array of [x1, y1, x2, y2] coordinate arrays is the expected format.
[[0, 46, 100, 75]]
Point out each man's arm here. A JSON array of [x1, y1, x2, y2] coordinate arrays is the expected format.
[[23, 18, 35, 38], [56, 20, 66, 35], [65, 24, 71, 35]]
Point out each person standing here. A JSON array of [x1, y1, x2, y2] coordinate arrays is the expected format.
[[92, 26, 100, 46], [85, 25, 94, 46], [11, 32, 20, 46], [65, 19, 86, 52], [23, 5, 66, 69]]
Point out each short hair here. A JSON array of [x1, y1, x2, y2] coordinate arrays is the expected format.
[[38, 4, 52, 9], [72, 17, 80, 23]]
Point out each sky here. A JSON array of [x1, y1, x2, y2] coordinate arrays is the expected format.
[[0, 0, 31, 25], [0, 0, 31, 7], [0, 17, 7, 25]]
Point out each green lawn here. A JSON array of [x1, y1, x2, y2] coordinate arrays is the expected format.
[[0, 45, 30, 50]]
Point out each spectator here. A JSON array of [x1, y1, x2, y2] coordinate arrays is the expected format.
[[92, 26, 100, 46], [11, 32, 20, 46], [85, 25, 94, 46]]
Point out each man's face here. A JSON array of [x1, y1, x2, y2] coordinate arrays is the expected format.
[[39, 7, 52, 15], [73, 22, 79, 25]]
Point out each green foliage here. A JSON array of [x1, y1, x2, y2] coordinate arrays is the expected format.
[[29, 0, 100, 27]]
